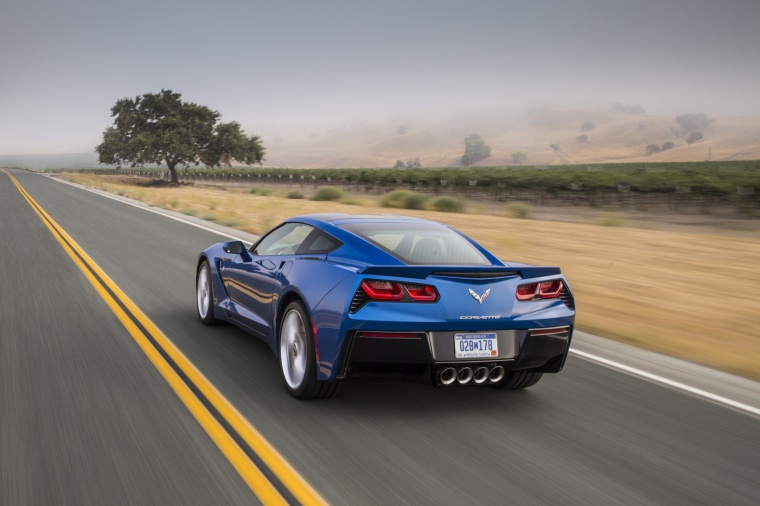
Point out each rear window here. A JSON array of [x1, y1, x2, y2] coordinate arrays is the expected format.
[[339, 222, 490, 265]]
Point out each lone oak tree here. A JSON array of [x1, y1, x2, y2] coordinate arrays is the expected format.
[[96, 89, 264, 183]]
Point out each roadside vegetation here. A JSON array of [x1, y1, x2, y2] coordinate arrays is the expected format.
[[428, 196, 463, 213], [312, 187, 344, 201], [63, 161, 760, 208], [59, 171, 760, 380], [503, 202, 532, 219], [380, 190, 428, 209]]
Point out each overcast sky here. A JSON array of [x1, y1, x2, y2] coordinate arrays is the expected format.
[[1, 0, 758, 155]]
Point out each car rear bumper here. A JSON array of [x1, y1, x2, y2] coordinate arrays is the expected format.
[[337, 326, 572, 385]]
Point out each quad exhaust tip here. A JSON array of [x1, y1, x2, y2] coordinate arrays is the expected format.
[[439, 367, 457, 385], [457, 367, 473, 384], [489, 365, 505, 383], [436, 365, 506, 386], [473, 366, 489, 384]]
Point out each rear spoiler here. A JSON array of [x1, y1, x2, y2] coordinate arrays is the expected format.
[[358, 265, 561, 280]]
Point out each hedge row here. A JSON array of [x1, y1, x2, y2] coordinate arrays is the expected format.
[[59, 161, 759, 198]]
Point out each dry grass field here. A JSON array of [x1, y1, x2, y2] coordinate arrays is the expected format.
[[64, 173, 760, 380]]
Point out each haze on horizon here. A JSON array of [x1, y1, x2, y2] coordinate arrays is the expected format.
[[1, 0, 758, 156]]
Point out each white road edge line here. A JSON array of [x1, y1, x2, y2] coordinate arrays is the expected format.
[[46, 173, 760, 418], [570, 349, 760, 417], [51, 175, 248, 242]]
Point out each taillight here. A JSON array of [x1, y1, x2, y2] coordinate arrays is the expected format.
[[359, 280, 439, 302], [516, 279, 564, 301], [361, 280, 404, 300], [516, 283, 538, 301], [538, 280, 563, 299], [404, 283, 438, 301]]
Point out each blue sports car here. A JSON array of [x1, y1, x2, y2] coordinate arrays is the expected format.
[[196, 214, 575, 399]]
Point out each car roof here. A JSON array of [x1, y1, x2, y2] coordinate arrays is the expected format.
[[291, 213, 438, 227]]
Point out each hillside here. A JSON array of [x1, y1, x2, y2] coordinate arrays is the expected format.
[[260, 106, 760, 168], [3, 107, 758, 170], [0, 152, 100, 170]]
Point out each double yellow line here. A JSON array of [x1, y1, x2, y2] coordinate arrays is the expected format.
[[4, 170, 326, 506]]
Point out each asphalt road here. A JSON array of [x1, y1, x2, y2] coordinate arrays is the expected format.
[[2, 169, 759, 505]]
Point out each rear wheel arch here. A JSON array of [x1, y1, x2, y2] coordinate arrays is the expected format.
[[275, 291, 306, 351], [278, 299, 341, 399]]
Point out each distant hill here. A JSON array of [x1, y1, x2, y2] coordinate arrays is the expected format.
[[260, 106, 760, 168], [4, 107, 758, 170], [0, 152, 100, 169]]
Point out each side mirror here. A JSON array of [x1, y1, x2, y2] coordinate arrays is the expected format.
[[223, 241, 252, 262]]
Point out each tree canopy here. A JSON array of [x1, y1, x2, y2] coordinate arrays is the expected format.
[[686, 131, 704, 144], [646, 143, 661, 155], [511, 151, 528, 164], [96, 89, 264, 182], [461, 134, 491, 165], [676, 113, 714, 133]]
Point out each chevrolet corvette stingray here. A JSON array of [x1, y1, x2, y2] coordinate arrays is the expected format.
[[196, 214, 575, 399]]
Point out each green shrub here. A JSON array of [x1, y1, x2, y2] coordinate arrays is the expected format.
[[221, 216, 241, 227], [504, 202, 532, 219], [313, 187, 344, 201], [597, 213, 624, 227], [180, 208, 198, 216], [429, 196, 463, 213], [286, 191, 304, 199], [380, 190, 429, 209], [169, 199, 179, 208], [339, 195, 366, 206], [250, 187, 272, 196]]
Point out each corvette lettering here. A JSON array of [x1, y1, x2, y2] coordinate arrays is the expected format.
[[460, 315, 499, 320]]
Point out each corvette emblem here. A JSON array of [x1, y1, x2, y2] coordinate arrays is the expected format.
[[468, 288, 491, 305]]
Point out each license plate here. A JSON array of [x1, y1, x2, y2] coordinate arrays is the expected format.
[[454, 333, 498, 359]]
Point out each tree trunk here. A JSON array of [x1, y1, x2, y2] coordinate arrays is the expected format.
[[167, 161, 178, 184]]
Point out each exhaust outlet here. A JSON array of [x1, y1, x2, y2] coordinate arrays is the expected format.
[[438, 367, 457, 386], [473, 366, 489, 384], [489, 366, 505, 383], [457, 367, 473, 384]]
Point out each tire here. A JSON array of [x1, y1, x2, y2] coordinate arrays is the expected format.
[[494, 370, 543, 390], [279, 300, 341, 399], [196, 260, 222, 325]]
